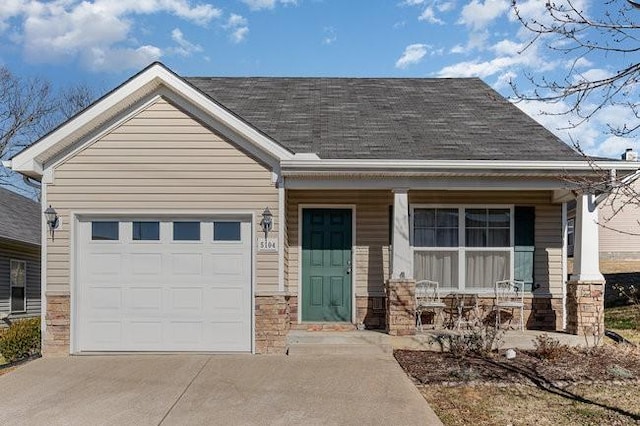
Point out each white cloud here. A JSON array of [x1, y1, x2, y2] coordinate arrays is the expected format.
[[459, 0, 510, 31], [598, 137, 639, 159], [241, 0, 297, 11], [419, 6, 444, 24], [1, 0, 223, 71], [322, 27, 337, 45], [395, 43, 428, 69], [402, 0, 425, 5], [225, 13, 249, 43], [170, 28, 202, 56], [565, 57, 593, 69], [85, 45, 162, 72], [437, 1, 455, 12]]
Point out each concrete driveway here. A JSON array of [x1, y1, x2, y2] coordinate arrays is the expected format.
[[0, 354, 442, 426]]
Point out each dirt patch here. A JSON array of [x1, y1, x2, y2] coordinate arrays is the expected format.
[[394, 345, 640, 386]]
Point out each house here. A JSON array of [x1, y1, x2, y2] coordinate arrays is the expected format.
[[568, 176, 640, 260], [5, 63, 639, 355], [0, 187, 41, 321]]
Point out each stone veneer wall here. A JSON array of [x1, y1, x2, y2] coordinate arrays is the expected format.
[[385, 279, 416, 336], [254, 294, 290, 354], [566, 280, 605, 336], [44, 295, 70, 357]]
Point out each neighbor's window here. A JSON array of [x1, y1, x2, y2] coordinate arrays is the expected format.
[[10, 260, 26, 312], [413, 207, 512, 291], [92, 222, 119, 241], [173, 222, 200, 241], [214, 221, 241, 241], [133, 221, 160, 241]]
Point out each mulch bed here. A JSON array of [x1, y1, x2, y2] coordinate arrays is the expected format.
[[395, 346, 640, 387]]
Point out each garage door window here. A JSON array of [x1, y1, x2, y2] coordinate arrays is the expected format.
[[133, 221, 160, 241], [173, 222, 200, 241], [214, 221, 241, 241], [92, 222, 119, 240]]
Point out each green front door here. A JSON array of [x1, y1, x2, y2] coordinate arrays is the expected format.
[[301, 209, 352, 322]]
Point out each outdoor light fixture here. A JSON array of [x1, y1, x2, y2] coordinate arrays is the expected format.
[[44, 205, 59, 240], [260, 207, 273, 238]]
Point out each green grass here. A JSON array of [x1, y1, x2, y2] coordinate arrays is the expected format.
[[0, 355, 6, 366], [605, 305, 640, 330]]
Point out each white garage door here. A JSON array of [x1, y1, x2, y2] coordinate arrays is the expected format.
[[76, 218, 252, 352]]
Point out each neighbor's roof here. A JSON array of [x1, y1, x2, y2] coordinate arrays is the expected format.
[[186, 77, 582, 161], [0, 187, 40, 246]]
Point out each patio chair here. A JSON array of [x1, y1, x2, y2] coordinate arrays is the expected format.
[[494, 280, 525, 331], [415, 280, 446, 331]]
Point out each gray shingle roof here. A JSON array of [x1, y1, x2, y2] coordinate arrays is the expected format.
[[185, 77, 582, 161], [0, 187, 41, 246]]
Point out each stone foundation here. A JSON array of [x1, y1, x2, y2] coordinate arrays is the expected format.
[[254, 294, 290, 354], [385, 279, 416, 336], [566, 280, 605, 336], [43, 294, 70, 357]]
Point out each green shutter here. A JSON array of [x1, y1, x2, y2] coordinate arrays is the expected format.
[[514, 206, 535, 292]]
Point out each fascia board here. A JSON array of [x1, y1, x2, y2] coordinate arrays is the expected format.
[[280, 159, 640, 173], [10, 63, 293, 177]]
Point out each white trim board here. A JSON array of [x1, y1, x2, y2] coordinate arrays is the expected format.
[[9, 62, 293, 178]]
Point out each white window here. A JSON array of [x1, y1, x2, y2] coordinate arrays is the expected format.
[[412, 206, 513, 291], [567, 218, 575, 248], [10, 260, 26, 313]]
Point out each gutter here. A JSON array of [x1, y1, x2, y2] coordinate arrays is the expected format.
[[281, 159, 640, 175]]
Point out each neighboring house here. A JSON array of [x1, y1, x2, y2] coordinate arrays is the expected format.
[[0, 187, 41, 320], [5, 63, 639, 356], [567, 175, 640, 260]]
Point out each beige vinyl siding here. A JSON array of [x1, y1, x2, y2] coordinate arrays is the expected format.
[[286, 190, 563, 297], [286, 190, 392, 296], [46, 97, 279, 295], [598, 181, 640, 257]]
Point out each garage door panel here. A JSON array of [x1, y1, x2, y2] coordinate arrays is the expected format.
[[128, 321, 163, 345], [170, 287, 204, 311], [128, 287, 163, 310], [87, 321, 122, 345], [86, 253, 122, 278], [88, 286, 122, 310], [77, 218, 252, 352], [171, 253, 204, 275], [130, 254, 162, 275], [212, 253, 247, 276]]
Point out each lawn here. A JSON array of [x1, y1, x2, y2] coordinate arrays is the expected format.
[[420, 383, 640, 426]]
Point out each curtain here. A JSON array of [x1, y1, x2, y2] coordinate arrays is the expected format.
[[465, 251, 510, 288], [414, 251, 459, 289]]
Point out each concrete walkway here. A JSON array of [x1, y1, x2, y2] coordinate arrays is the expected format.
[[0, 354, 442, 426], [389, 329, 589, 351]]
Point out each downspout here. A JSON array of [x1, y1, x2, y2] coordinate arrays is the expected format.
[[561, 201, 568, 330]]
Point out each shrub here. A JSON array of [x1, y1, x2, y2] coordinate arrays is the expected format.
[[0, 318, 41, 363], [532, 334, 566, 360], [433, 325, 504, 359]]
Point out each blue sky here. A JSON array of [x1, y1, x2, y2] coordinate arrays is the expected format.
[[0, 0, 637, 159]]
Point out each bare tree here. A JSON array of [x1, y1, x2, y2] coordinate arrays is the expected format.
[[511, 0, 640, 236], [511, 0, 640, 137], [0, 66, 96, 197]]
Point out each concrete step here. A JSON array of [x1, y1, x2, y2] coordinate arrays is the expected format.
[[289, 322, 357, 332], [286, 330, 392, 356]]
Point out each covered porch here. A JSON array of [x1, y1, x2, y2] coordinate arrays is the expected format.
[[282, 175, 605, 337]]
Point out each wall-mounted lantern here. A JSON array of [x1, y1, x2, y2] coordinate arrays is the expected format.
[[260, 207, 273, 238], [44, 205, 59, 241]]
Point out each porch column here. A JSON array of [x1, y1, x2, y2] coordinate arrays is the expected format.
[[386, 189, 416, 336], [567, 193, 605, 336], [391, 189, 412, 279]]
